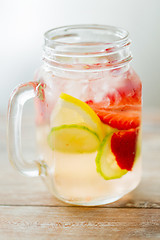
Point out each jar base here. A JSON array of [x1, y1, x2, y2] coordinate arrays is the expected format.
[[50, 178, 141, 206]]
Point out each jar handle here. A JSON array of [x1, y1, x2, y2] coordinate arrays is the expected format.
[[7, 82, 42, 177]]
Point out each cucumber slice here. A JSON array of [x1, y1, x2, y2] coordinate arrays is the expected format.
[[96, 133, 128, 180], [48, 124, 100, 153]]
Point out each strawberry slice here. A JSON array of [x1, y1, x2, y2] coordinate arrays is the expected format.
[[86, 100, 141, 130], [86, 69, 142, 130], [111, 129, 139, 171], [110, 69, 142, 106]]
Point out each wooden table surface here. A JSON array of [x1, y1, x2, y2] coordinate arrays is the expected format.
[[0, 110, 160, 239]]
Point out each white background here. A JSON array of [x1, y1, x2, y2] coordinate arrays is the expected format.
[[0, 0, 160, 113]]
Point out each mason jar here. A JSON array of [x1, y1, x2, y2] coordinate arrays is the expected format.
[[8, 25, 142, 206]]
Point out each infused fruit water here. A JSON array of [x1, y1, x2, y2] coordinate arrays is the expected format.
[[35, 66, 142, 205], [7, 25, 142, 206]]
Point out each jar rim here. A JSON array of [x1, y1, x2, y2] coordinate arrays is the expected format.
[[44, 24, 129, 47], [43, 24, 132, 71]]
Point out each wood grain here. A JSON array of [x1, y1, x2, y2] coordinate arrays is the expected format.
[[0, 206, 160, 240]]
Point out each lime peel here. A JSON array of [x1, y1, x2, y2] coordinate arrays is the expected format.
[[48, 124, 100, 153], [96, 133, 128, 180]]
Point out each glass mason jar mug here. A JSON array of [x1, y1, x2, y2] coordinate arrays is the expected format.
[[8, 25, 142, 206]]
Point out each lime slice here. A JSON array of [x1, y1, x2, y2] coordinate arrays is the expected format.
[[50, 93, 104, 140], [48, 124, 100, 153], [96, 133, 128, 180]]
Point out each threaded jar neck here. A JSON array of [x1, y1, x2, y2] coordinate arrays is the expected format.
[[43, 24, 132, 72]]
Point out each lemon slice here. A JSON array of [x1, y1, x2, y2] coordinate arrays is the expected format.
[[50, 93, 104, 139], [48, 124, 100, 153], [96, 133, 127, 180]]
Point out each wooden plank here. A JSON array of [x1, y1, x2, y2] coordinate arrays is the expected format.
[[1, 114, 160, 208], [0, 206, 160, 240]]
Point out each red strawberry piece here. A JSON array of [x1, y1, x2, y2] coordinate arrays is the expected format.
[[85, 69, 142, 130], [111, 129, 139, 171], [86, 100, 141, 130], [114, 70, 142, 106]]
